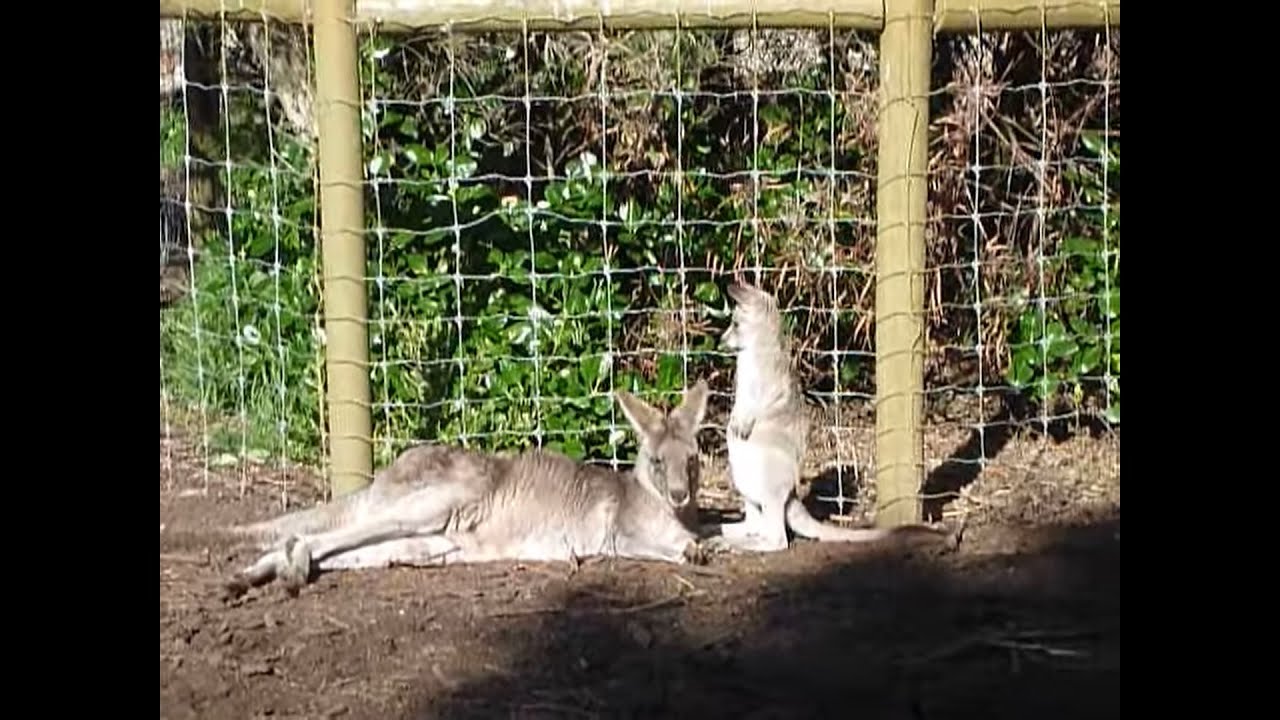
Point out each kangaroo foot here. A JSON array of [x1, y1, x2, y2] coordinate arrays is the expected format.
[[683, 540, 711, 565], [698, 535, 751, 557], [223, 575, 252, 600], [224, 548, 284, 598], [279, 536, 313, 597]]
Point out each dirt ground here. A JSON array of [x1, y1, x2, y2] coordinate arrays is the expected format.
[[160, 422, 1120, 720]]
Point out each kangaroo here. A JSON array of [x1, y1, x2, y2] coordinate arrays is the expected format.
[[712, 281, 950, 552], [224, 381, 712, 597]]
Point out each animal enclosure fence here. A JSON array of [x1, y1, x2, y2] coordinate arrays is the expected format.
[[159, 0, 1120, 527]]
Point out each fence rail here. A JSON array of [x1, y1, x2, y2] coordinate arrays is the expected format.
[[159, 0, 1120, 526], [160, 0, 1118, 31]]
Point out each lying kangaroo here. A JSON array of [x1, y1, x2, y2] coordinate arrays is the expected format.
[[713, 281, 951, 552], [224, 381, 712, 597]]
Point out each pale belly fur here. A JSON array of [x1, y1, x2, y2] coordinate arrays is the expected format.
[[728, 436, 795, 507]]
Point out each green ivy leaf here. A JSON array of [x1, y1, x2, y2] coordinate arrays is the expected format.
[[657, 354, 682, 391], [561, 436, 585, 459], [1062, 236, 1097, 258], [1068, 315, 1094, 339], [1009, 346, 1037, 387], [579, 354, 601, 387], [1080, 131, 1104, 157], [1048, 335, 1079, 361], [593, 394, 612, 417], [1074, 345, 1102, 376], [1104, 401, 1120, 425]]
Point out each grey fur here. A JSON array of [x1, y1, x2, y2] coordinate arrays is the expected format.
[[712, 281, 949, 552], [224, 381, 712, 597]]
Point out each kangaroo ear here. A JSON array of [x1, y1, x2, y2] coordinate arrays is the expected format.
[[616, 389, 664, 441], [670, 379, 710, 433], [729, 282, 779, 316]]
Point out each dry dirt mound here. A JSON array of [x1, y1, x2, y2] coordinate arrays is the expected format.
[[160, 438, 1120, 720]]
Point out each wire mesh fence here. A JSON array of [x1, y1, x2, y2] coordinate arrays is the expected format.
[[159, 5, 1118, 525]]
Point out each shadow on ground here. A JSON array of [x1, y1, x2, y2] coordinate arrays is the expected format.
[[404, 515, 1121, 720]]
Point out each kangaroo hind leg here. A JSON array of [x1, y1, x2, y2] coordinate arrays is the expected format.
[[718, 497, 788, 552], [317, 534, 462, 571], [227, 483, 469, 597], [719, 499, 763, 540], [714, 454, 794, 553]]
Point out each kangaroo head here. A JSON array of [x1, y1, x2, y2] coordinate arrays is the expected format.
[[721, 281, 782, 352], [614, 379, 710, 510]]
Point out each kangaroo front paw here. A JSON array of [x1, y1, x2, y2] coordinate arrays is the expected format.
[[697, 536, 739, 557], [727, 417, 755, 441], [681, 540, 704, 565], [707, 530, 782, 554], [279, 536, 313, 596]]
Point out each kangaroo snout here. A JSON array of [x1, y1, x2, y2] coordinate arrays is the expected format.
[[669, 488, 690, 507]]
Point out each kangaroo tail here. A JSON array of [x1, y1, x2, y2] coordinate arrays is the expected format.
[[784, 496, 952, 544], [229, 490, 365, 545]]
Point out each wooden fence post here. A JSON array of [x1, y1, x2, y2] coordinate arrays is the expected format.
[[313, 0, 372, 496], [874, 0, 933, 526]]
